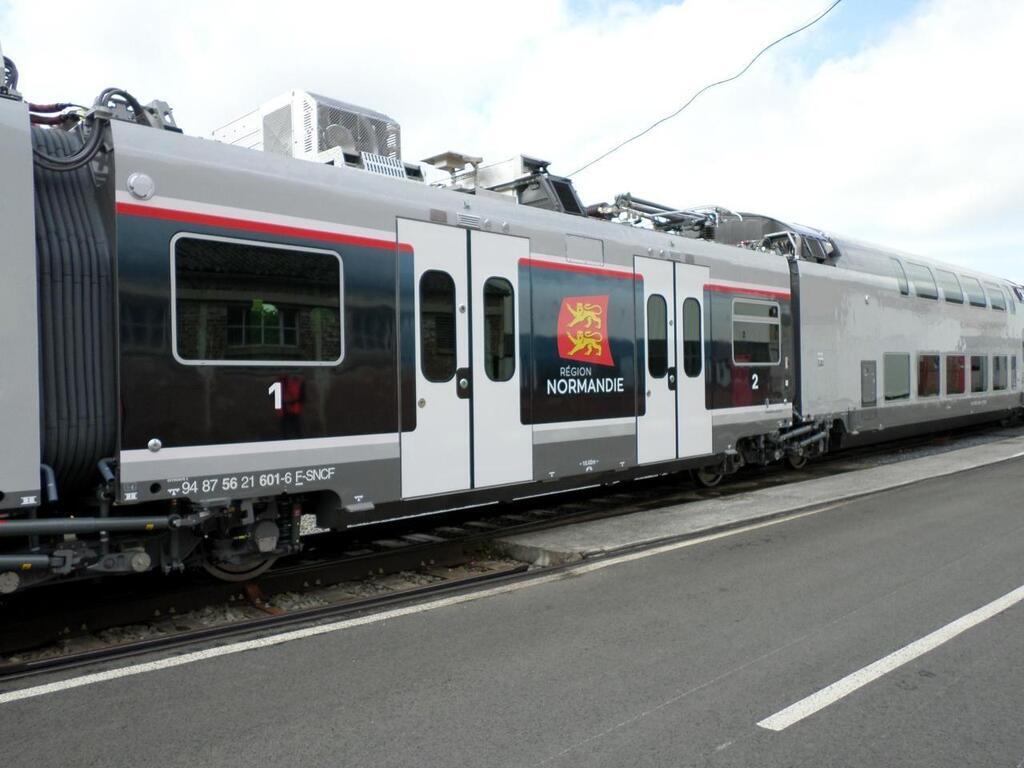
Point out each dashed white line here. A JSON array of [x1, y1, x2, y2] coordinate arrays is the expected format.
[[757, 582, 1024, 732], [0, 507, 831, 706]]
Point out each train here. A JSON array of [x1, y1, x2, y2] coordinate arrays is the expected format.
[[0, 53, 1021, 593]]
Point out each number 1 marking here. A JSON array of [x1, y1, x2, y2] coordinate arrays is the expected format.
[[268, 381, 283, 410]]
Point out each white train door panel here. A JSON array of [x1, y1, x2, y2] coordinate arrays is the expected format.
[[470, 231, 532, 488], [635, 256, 677, 464], [399, 219, 471, 498], [675, 264, 713, 458]]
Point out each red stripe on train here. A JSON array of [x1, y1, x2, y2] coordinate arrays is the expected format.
[[116, 202, 412, 253], [705, 283, 790, 300], [518, 257, 641, 280]]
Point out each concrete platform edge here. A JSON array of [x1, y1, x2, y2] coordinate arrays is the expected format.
[[492, 436, 1024, 566]]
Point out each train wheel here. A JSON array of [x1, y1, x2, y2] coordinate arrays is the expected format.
[[786, 454, 809, 470], [202, 556, 278, 582], [692, 467, 724, 488]]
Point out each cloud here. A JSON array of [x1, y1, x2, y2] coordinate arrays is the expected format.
[[2, 0, 1020, 279]]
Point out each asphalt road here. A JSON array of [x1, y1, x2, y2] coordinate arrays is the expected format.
[[4, 458, 1024, 767]]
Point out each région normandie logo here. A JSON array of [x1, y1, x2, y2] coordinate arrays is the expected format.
[[556, 295, 614, 367]]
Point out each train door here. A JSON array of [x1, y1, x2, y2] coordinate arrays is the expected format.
[[635, 256, 677, 464], [469, 231, 532, 488], [398, 219, 471, 497], [675, 264, 713, 458]]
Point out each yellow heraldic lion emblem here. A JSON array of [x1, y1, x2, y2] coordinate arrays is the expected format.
[[566, 302, 603, 330], [557, 294, 614, 367], [565, 330, 604, 357]]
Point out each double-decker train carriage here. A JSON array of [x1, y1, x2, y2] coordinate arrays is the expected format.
[[0, 56, 1021, 592]]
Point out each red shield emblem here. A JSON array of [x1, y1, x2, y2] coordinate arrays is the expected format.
[[557, 295, 614, 367]]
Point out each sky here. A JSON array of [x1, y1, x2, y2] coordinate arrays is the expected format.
[[2, 0, 1021, 279]]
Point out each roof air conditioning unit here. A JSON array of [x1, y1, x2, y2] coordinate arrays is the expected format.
[[213, 90, 421, 180]]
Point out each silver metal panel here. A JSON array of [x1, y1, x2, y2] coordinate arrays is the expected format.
[[861, 360, 877, 406], [0, 99, 41, 510], [120, 433, 400, 483], [533, 434, 634, 481], [797, 260, 1024, 423], [532, 418, 635, 445]]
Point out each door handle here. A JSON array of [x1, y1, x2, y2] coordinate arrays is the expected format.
[[667, 366, 677, 391], [455, 367, 472, 399]]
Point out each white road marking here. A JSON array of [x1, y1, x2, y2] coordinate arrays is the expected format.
[[0, 507, 832, 706], [757, 582, 1024, 732]]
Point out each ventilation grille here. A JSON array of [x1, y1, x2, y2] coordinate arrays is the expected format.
[[317, 103, 400, 158], [456, 213, 482, 229], [361, 152, 407, 179], [302, 101, 314, 155], [262, 106, 292, 156]]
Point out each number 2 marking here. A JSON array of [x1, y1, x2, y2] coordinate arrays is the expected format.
[[752, 373, 760, 390], [268, 381, 283, 410]]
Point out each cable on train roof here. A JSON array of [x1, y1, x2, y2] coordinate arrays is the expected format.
[[567, 0, 844, 179]]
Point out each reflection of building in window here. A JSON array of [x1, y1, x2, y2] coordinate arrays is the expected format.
[[174, 236, 342, 364], [122, 301, 168, 351], [732, 300, 780, 365], [227, 303, 298, 348]]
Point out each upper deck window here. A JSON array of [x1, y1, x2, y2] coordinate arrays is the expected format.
[[961, 276, 987, 307], [890, 258, 910, 295], [173, 234, 343, 366], [732, 300, 780, 366], [935, 269, 963, 303], [906, 263, 938, 299], [985, 282, 1007, 311]]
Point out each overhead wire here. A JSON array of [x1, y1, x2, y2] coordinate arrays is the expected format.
[[566, 0, 844, 178]]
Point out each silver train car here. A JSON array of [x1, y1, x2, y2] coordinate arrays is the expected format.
[[0, 58, 1020, 592]]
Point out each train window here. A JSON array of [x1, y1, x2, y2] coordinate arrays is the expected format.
[[1004, 287, 1016, 314], [732, 300, 780, 366], [961, 276, 987, 307], [984, 282, 1007, 311], [482, 277, 515, 382], [883, 354, 910, 401], [993, 356, 1008, 390], [945, 355, 966, 394], [906, 263, 938, 300], [935, 270, 963, 303], [646, 294, 668, 379], [970, 355, 987, 392], [682, 298, 702, 378], [917, 355, 940, 397], [419, 270, 457, 382], [890, 259, 909, 295], [172, 235, 342, 365]]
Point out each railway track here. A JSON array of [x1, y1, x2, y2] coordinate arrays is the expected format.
[[2, 422, 1021, 682]]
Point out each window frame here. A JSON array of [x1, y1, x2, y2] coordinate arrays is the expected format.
[[883, 353, 911, 402], [419, 269, 458, 383], [646, 293, 669, 379], [984, 282, 1007, 311], [731, 298, 781, 367], [993, 355, 1008, 391], [170, 232, 345, 367], [945, 354, 966, 395], [905, 262, 938, 300], [970, 354, 988, 393], [961, 275, 987, 308], [934, 269, 964, 304], [917, 354, 940, 398], [682, 297, 702, 378], [890, 258, 910, 296], [482, 276, 516, 383]]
